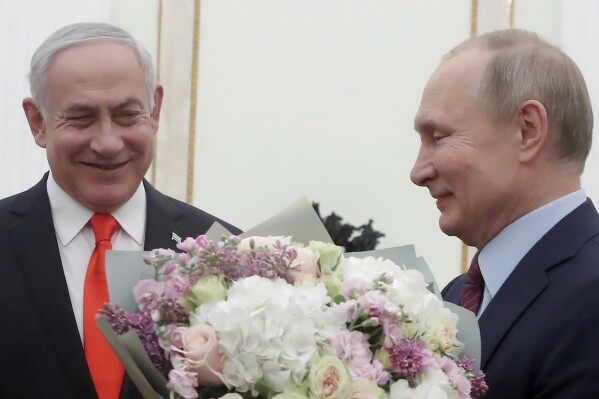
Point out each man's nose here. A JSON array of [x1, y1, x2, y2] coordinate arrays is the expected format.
[[90, 120, 125, 156], [410, 147, 437, 186]]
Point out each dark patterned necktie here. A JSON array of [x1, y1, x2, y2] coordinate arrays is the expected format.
[[461, 253, 485, 315]]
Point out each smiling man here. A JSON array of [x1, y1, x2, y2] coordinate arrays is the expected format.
[[0, 23, 239, 399], [411, 29, 599, 398]]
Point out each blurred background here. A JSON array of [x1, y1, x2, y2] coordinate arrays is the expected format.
[[2, 0, 597, 287]]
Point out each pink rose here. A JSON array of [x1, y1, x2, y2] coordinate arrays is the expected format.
[[218, 395, 243, 399], [181, 324, 224, 386], [289, 246, 320, 284]]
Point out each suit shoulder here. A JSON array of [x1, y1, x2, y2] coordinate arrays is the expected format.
[[0, 190, 29, 228], [0, 176, 48, 226], [0, 192, 18, 213]]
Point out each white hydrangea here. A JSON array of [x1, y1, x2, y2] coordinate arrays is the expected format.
[[389, 366, 463, 399], [191, 276, 346, 393], [337, 256, 460, 351]]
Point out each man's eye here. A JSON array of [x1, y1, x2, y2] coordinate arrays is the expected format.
[[432, 132, 448, 143], [67, 115, 93, 125], [116, 111, 141, 124]]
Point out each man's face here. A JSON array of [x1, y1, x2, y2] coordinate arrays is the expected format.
[[410, 50, 521, 248], [24, 41, 163, 213]]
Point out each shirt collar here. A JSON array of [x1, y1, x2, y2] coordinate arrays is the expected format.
[[47, 172, 146, 246], [479, 189, 586, 298]]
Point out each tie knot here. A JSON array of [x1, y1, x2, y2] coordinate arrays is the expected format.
[[89, 213, 119, 244], [465, 253, 484, 286]]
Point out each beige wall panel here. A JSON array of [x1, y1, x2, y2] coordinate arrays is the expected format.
[[476, 0, 510, 33], [154, 0, 196, 200], [514, 0, 563, 44]]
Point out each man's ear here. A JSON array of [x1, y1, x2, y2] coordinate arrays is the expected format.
[[516, 100, 548, 164], [23, 98, 47, 148], [150, 84, 164, 132]]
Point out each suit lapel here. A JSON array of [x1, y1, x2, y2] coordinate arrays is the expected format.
[[442, 275, 465, 305], [8, 176, 97, 398], [478, 199, 599, 369], [143, 181, 185, 251]]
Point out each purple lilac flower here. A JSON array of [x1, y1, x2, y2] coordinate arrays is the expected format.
[[154, 297, 190, 325], [100, 304, 130, 335], [238, 244, 297, 282], [455, 356, 475, 372], [470, 371, 489, 398], [144, 248, 176, 268], [101, 304, 171, 376], [179, 235, 243, 282], [177, 237, 199, 252], [387, 337, 428, 379], [455, 357, 488, 398]]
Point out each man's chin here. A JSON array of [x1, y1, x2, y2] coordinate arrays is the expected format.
[[438, 216, 461, 238], [76, 189, 135, 213]]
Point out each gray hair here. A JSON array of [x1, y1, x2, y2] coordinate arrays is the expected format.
[[446, 29, 593, 172], [29, 22, 157, 118]]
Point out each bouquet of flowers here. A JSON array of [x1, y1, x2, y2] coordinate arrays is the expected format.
[[102, 233, 487, 399]]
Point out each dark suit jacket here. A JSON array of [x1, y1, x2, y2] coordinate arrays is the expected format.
[[0, 174, 241, 399], [443, 199, 599, 399]]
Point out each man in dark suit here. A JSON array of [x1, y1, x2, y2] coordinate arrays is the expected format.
[[410, 29, 599, 398], [0, 23, 240, 399]]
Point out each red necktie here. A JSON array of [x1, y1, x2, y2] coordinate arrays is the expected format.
[[461, 253, 485, 315], [84, 213, 124, 399]]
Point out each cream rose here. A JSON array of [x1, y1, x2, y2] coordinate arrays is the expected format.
[[348, 380, 386, 399], [290, 246, 320, 285], [319, 273, 343, 298], [181, 324, 224, 386], [186, 275, 227, 308], [308, 241, 343, 274], [273, 391, 310, 399], [308, 356, 351, 399], [373, 348, 392, 370]]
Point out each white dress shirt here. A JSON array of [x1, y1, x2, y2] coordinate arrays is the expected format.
[[47, 173, 146, 341], [476, 189, 586, 317]]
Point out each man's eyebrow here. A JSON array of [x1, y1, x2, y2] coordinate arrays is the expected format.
[[414, 117, 435, 133], [112, 97, 145, 111], [62, 104, 96, 114], [414, 117, 451, 134]]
